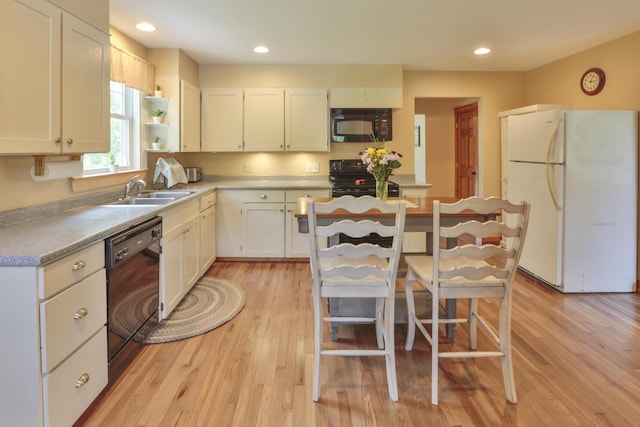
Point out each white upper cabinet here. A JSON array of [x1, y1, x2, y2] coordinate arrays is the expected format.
[[61, 12, 109, 153], [201, 88, 244, 152], [285, 89, 328, 152], [328, 87, 402, 109], [181, 80, 201, 152], [201, 87, 328, 152], [0, 0, 109, 155], [149, 77, 201, 153], [244, 88, 285, 152]]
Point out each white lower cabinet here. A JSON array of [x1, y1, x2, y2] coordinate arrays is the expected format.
[[216, 190, 244, 257], [160, 200, 200, 319], [242, 190, 286, 257], [0, 241, 107, 427], [285, 189, 329, 257], [216, 188, 329, 258], [400, 188, 429, 253], [199, 191, 216, 274], [43, 328, 108, 427]]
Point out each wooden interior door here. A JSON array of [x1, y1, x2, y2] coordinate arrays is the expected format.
[[454, 103, 478, 198]]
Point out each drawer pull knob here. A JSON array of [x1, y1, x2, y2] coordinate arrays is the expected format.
[[259, 194, 267, 199], [71, 260, 86, 271], [76, 373, 90, 388], [74, 308, 89, 319]]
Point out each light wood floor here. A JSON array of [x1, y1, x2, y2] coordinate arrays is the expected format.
[[79, 260, 640, 426]]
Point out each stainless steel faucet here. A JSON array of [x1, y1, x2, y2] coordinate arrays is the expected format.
[[124, 175, 147, 197]]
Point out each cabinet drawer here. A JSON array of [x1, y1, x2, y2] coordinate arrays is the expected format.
[[40, 269, 106, 373], [40, 242, 104, 299], [285, 189, 329, 202], [43, 327, 108, 427], [162, 199, 199, 233], [401, 188, 429, 198], [241, 190, 285, 203], [199, 191, 216, 211]]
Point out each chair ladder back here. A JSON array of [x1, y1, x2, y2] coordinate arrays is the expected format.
[[433, 197, 530, 285], [306, 195, 407, 402]]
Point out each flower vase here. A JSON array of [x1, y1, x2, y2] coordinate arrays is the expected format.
[[375, 178, 389, 201]]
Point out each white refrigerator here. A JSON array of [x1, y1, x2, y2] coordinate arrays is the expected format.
[[507, 109, 637, 293]]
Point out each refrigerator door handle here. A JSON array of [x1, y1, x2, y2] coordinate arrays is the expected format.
[[546, 118, 562, 211]]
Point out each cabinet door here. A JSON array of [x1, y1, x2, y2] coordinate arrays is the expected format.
[[61, 12, 109, 153], [244, 89, 285, 151], [181, 80, 201, 152], [242, 203, 285, 257], [285, 189, 329, 257], [0, 0, 61, 154], [201, 88, 243, 152], [285, 203, 311, 258], [285, 89, 328, 152], [216, 191, 244, 257], [400, 188, 429, 253], [200, 206, 216, 274], [182, 215, 200, 292], [160, 228, 183, 319]]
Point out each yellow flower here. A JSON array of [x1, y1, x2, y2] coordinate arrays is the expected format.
[[359, 146, 403, 181]]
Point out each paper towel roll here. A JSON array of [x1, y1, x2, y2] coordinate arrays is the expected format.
[[30, 160, 83, 181]]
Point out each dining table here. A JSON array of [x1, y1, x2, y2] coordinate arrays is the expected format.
[[295, 196, 499, 340]]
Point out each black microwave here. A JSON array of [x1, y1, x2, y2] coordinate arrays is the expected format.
[[330, 108, 392, 143]]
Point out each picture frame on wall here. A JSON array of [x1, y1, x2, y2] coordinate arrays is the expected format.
[[414, 126, 420, 147]]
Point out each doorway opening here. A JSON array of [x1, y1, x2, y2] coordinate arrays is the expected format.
[[414, 98, 479, 197]]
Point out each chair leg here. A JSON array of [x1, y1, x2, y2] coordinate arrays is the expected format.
[[431, 292, 439, 405], [384, 293, 399, 401], [312, 289, 322, 402], [404, 270, 417, 351], [499, 296, 517, 403], [375, 297, 384, 349], [469, 298, 479, 350]]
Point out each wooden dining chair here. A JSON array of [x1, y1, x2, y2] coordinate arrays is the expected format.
[[307, 195, 406, 401], [404, 196, 530, 405]]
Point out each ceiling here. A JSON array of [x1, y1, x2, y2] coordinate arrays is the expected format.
[[110, 0, 640, 72]]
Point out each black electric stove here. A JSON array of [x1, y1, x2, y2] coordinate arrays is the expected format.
[[329, 159, 399, 197]]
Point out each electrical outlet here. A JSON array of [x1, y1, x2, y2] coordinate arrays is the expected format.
[[243, 163, 253, 173], [305, 162, 319, 173]]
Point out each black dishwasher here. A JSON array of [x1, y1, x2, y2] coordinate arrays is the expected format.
[[105, 216, 162, 382]]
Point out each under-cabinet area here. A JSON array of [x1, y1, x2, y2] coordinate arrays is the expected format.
[[216, 188, 329, 258]]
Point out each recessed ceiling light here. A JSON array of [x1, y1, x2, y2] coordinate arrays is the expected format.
[[474, 47, 491, 55], [254, 46, 269, 54], [136, 22, 156, 32]]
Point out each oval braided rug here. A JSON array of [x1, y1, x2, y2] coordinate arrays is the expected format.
[[110, 276, 245, 345], [146, 276, 246, 344]]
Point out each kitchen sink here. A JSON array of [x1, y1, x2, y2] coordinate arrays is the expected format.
[[106, 197, 175, 206], [137, 191, 195, 198], [103, 190, 196, 206]]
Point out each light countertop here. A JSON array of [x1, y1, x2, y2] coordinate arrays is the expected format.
[[0, 176, 431, 266]]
